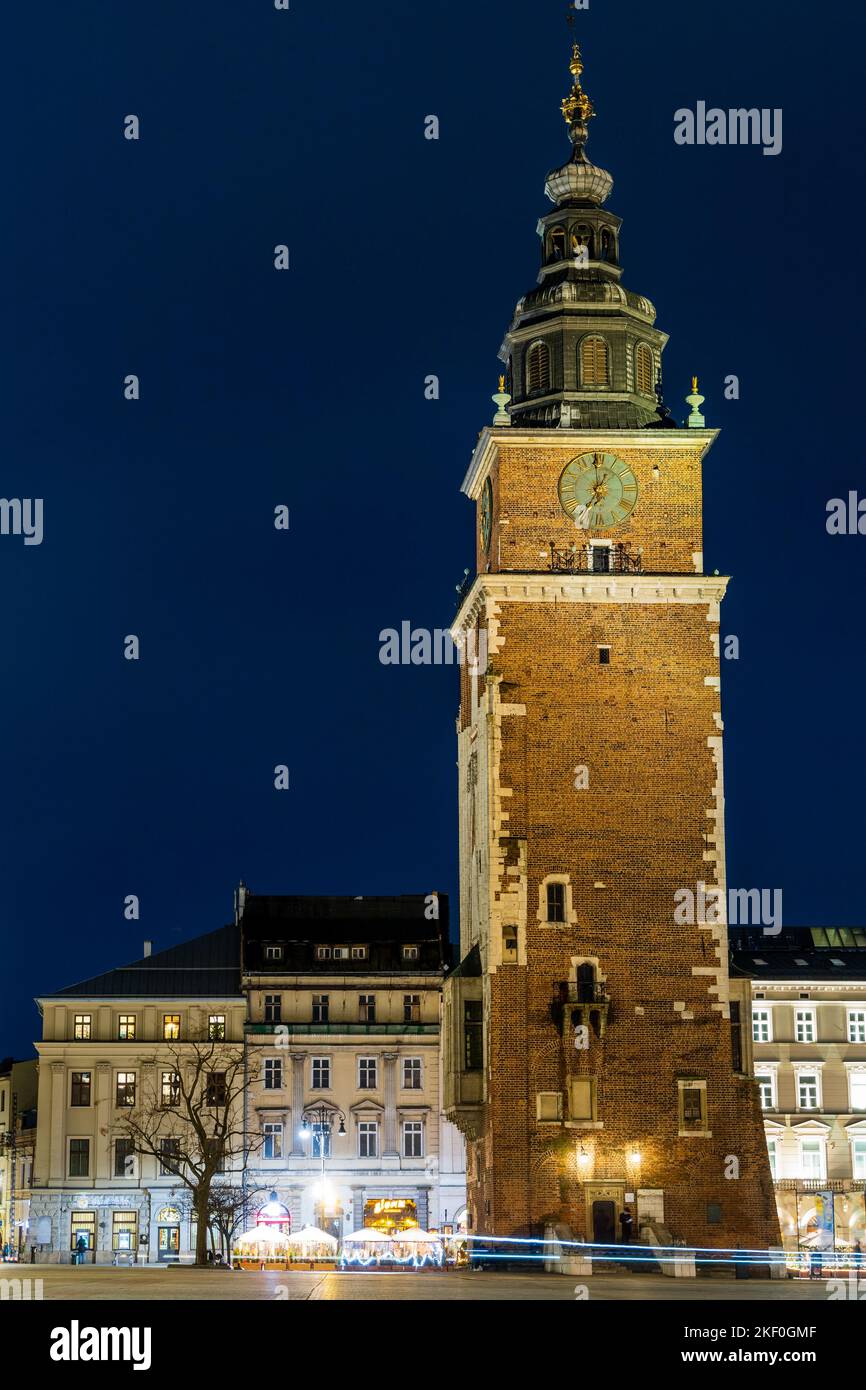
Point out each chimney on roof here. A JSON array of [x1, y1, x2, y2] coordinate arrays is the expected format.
[[234, 879, 248, 925], [143, 940, 152, 958]]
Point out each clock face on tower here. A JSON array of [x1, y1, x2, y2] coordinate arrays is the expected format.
[[557, 452, 639, 529], [480, 477, 493, 553]]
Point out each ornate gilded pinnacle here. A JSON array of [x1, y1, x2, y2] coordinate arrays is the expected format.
[[561, 42, 595, 133]]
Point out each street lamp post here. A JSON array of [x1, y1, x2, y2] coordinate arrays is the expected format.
[[298, 1104, 346, 1234]]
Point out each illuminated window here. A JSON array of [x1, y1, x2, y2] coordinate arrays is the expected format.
[[208, 1015, 226, 1041], [311, 1122, 331, 1158], [112, 1211, 137, 1252], [73, 1015, 91, 1040], [635, 342, 654, 395], [115, 1072, 136, 1107], [580, 335, 609, 387], [766, 1137, 778, 1179], [118, 1015, 136, 1041], [163, 1015, 181, 1041], [797, 1073, 820, 1110], [526, 341, 550, 395], [161, 1071, 180, 1107], [852, 1139, 866, 1179]]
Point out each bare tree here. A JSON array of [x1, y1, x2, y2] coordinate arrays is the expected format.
[[112, 1042, 261, 1266], [206, 1183, 265, 1264]]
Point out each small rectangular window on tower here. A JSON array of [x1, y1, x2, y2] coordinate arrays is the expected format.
[[598, 646, 611, 665], [546, 882, 566, 923]]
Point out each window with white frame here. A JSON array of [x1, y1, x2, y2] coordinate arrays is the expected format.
[[752, 1007, 772, 1043], [311, 1057, 331, 1090], [264, 1058, 283, 1090], [848, 1009, 866, 1044], [848, 1069, 866, 1112], [358, 1057, 377, 1089], [766, 1137, 778, 1179], [73, 1014, 91, 1040], [799, 1138, 825, 1179], [359, 994, 376, 1023], [402, 1058, 422, 1090], [351, 945, 368, 960], [402, 945, 420, 961], [311, 1122, 331, 1158], [402, 1121, 423, 1158], [797, 1072, 820, 1110], [852, 1138, 866, 1179], [263, 1122, 283, 1160], [264, 944, 283, 962], [315, 946, 332, 960], [756, 1074, 776, 1110], [264, 994, 282, 1023], [795, 1008, 816, 1043], [358, 1121, 378, 1158]]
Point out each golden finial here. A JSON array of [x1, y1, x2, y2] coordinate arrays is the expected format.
[[561, 41, 595, 129], [691, 375, 698, 393], [498, 374, 505, 392]]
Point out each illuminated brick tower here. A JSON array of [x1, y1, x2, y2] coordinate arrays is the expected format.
[[442, 42, 779, 1254]]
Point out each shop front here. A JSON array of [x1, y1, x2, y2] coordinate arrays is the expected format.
[[775, 1183, 866, 1272]]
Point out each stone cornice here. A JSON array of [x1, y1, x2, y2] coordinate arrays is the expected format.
[[452, 572, 729, 635], [461, 427, 720, 499]]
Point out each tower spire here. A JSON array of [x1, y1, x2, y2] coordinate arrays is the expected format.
[[561, 42, 595, 157]]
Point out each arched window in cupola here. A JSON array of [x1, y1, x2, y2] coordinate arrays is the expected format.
[[579, 335, 609, 387], [599, 227, 616, 263], [526, 341, 551, 396], [634, 343, 654, 396], [571, 224, 594, 261], [547, 226, 566, 263]]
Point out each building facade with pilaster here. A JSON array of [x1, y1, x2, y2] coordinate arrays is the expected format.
[[240, 888, 466, 1238]]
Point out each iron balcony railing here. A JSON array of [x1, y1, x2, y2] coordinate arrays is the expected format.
[[549, 542, 643, 575], [774, 1178, 866, 1194], [552, 982, 610, 1007]]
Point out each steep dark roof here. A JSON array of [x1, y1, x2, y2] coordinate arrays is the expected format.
[[449, 943, 482, 978], [730, 927, 866, 982], [46, 924, 241, 999], [240, 893, 450, 974]]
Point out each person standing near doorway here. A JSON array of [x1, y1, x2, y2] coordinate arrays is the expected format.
[[619, 1206, 634, 1245]]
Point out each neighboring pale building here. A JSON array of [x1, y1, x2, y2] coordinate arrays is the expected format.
[[0, 1058, 38, 1259], [28, 892, 466, 1263], [240, 888, 466, 1237], [731, 928, 866, 1257], [30, 925, 246, 1264]]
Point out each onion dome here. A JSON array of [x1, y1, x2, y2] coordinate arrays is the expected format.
[[545, 43, 613, 207]]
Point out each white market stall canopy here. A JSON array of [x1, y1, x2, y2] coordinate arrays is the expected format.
[[236, 1224, 287, 1247], [342, 1228, 395, 1243], [394, 1227, 441, 1243], [284, 1226, 338, 1248]]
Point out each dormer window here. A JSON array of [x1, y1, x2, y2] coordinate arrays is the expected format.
[[526, 341, 550, 396], [264, 944, 283, 962], [402, 945, 420, 961], [547, 226, 566, 262], [315, 946, 332, 960], [351, 945, 368, 960]]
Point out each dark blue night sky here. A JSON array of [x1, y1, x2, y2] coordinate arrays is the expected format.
[[2, 0, 864, 1056]]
